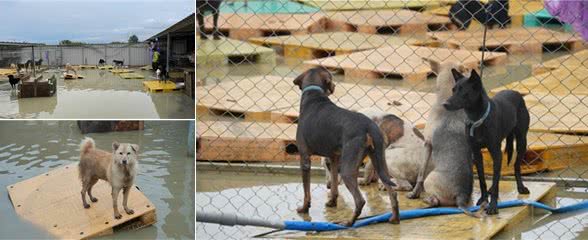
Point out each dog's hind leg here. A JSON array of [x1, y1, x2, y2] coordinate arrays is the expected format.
[[337, 143, 367, 227], [407, 142, 432, 199], [296, 144, 312, 214], [325, 155, 340, 208], [122, 186, 135, 215], [80, 181, 91, 208], [514, 130, 530, 194], [87, 178, 99, 202], [358, 160, 375, 185], [212, 10, 221, 40], [196, 12, 208, 39]]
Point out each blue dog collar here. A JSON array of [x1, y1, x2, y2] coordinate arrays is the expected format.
[[469, 102, 491, 137], [301, 85, 324, 94]]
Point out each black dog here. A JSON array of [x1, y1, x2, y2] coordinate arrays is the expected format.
[[8, 75, 20, 89], [35, 58, 43, 69], [450, 0, 510, 30], [98, 59, 106, 65], [293, 67, 400, 226], [17, 60, 33, 72], [443, 69, 530, 215], [112, 60, 124, 67], [196, 0, 222, 40]]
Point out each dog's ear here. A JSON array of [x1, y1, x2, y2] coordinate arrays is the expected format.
[[293, 73, 305, 88], [319, 69, 335, 94], [112, 141, 120, 151], [451, 68, 463, 82], [130, 144, 140, 153], [469, 69, 482, 89]]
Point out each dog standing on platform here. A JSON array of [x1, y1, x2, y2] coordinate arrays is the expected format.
[[293, 67, 400, 226], [78, 137, 140, 219]]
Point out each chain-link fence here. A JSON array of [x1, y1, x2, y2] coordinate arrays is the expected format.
[[196, 0, 588, 239], [0, 43, 150, 69]]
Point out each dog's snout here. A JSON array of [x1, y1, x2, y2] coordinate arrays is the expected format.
[[442, 102, 450, 110], [122, 160, 128, 165]]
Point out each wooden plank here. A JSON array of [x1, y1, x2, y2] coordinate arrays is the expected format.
[[297, 0, 448, 11], [325, 9, 452, 35], [304, 45, 507, 81], [143, 81, 183, 92], [78, 65, 97, 69], [98, 65, 115, 70], [491, 67, 588, 96], [525, 94, 588, 134], [0, 68, 18, 76], [253, 181, 556, 239], [204, 12, 327, 41], [110, 69, 134, 74], [119, 73, 145, 79], [196, 38, 276, 65], [429, 28, 584, 54], [196, 75, 436, 125], [64, 73, 85, 79], [249, 32, 430, 59], [532, 49, 588, 75], [6, 164, 156, 239]]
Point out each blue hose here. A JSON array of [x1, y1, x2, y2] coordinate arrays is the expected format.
[[283, 199, 588, 231]]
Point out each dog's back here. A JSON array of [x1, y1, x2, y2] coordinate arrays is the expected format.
[[78, 137, 111, 181]]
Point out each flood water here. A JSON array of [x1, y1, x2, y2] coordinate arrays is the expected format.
[[0, 69, 194, 119], [0, 121, 195, 239]]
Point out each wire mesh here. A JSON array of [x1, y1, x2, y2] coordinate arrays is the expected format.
[[196, 0, 588, 239]]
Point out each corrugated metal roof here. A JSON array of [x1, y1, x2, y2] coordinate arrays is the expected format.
[[148, 13, 195, 40]]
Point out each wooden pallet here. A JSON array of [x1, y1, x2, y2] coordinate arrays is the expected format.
[[262, 181, 555, 239], [204, 12, 326, 41], [297, 0, 447, 11], [304, 45, 507, 81], [197, 38, 276, 65], [143, 81, 182, 92], [0, 68, 17, 76], [249, 32, 434, 60], [78, 65, 97, 69], [219, 0, 320, 14], [98, 65, 115, 70], [110, 69, 134, 74], [6, 164, 156, 239], [429, 28, 584, 54], [491, 67, 588, 96], [325, 9, 452, 35], [140, 65, 152, 71], [532, 49, 588, 75], [196, 75, 435, 125], [119, 73, 144, 79], [525, 94, 588, 134], [64, 73, 84, 79]]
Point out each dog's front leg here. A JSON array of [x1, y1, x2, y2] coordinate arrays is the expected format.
[[196, 12, 207, 39], [296, 153, 312, 213], [325, 155, 339, 208], [471, 143, 488, 206], [486, 142, 503, 215], [112, 187, 123, 219], [122, 186, 135, 215]]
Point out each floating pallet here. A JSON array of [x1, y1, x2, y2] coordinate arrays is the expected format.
[[491, 67, 588, 96], [140, 65, 152, 71], [325, 10, 452, 35], [143, 81, 182, 93], [532, 49, 588, 75], [297, 0, 447, 11], [110, 69, 134, 74], [78, 65, 97, 69], [429, 28, 584, 54], [304, 45, 507, 81], [119, 73, 144, 79], [6, 164, 156, 239], [197, 75, 435, 125], [219, 0, 320, 13], [249, 32, 434, 60], [198, 120, 587, 174], [98, 65, 115, 70], [64, 73, 84, 79], [197, 38, 276, 65], [524, 94, 588, 134], [0, 68, 17, 76], [204, 12, 326, 41]]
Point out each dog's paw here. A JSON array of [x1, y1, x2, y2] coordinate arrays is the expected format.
[[325, 199, 337, 208], [213, 34, 221, 40], [518, 186, 530, 194], [83, 203, 90, 209], [90, 197, 98, 203], [335, 220, 353, 227], [114, 213, 122, 219], [476, 196, 488, 206], [378, 183, 386, 191], [125, 209, 135, 215], [485, 204, 498, 215], [388, 216, 400, 224], [406, 191, 419, 199], [296, 206, 309, 214], [200, 34, 208, 40]]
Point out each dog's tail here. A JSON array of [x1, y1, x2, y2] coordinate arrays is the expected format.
[[367, 123, 397, 187], [78, 137, 95, 180], [506, 133, 515, 165]]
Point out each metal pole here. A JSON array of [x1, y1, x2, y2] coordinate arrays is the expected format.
[[32, 45, 36, 76], [128, 44, 131, 67], [166, 33, 170, 74]]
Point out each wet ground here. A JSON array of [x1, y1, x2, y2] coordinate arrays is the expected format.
[[0, 121, 194, 239], [0, 68, 194, 119]]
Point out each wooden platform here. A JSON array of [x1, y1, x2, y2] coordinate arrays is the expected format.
[[98, 65, 115, 70], [491, 67, 588, 96], [64, 73, 84, 79], [143, 81, 182, 93], [524, 94, 588, 134], [532, 49, 588, 75], [324, 9, 452, 35], [297, 0, 447, 11], [140, 65, 152, 71], [304, 45, 507, 81], [119, 73, 144, 79], [429, 28, 584, 54], [196, 75, 435, 124], [265, 181, 555, 239], [249, 32, 433, 60], [219, 0, 320, 14], [78, 65, 97, 69], [204, 12, 326, 41], [6, 164, 156, 239], [197, 38, 276, 65], [110, 69, 134, 74], [0, 68, 17, 76]]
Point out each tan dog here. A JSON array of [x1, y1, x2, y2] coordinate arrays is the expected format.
[[65, 63, 78, 76], [78, 137, 140, 219]]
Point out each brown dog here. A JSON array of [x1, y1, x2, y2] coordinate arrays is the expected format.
[[293, 67, 400, 226], [78, 137, 139, 219]]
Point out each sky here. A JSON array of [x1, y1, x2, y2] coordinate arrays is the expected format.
[[0, 0, 193, 44]]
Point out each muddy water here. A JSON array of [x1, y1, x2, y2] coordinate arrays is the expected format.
[[0, 121, 194, 239], [0, 69, 194, 119]]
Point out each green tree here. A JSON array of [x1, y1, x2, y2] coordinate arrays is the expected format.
[[128, 35, 139, 43], [59, 40, 85, 46]]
